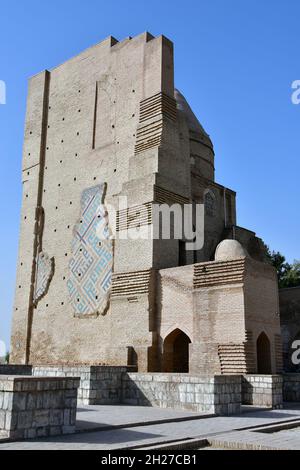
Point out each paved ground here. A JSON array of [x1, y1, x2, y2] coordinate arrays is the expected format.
[[1, 404, 300, 450], [76, 405, 212, 432]]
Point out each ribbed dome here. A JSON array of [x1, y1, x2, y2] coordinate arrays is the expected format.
[[215, 240, 248, 261]]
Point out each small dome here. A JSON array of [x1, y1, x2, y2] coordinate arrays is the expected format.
[[215, 239, 248, 261]]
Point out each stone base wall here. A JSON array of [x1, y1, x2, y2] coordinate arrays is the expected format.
[[0, 365, 33, 375], [242, 375, 283, 408], [32, 365, 135, 405], [0, 376, 79, 440], [283, 373, 300, 402], [122, 373, 241, 416]]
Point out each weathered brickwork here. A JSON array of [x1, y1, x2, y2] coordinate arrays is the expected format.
[[0, 376, 79, 440]]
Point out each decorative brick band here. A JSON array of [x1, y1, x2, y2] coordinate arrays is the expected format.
[[154, 185, 190, 205], [134, 92, 177, 155], [111, 269, 154, 298], [139, 92, 177, 123], [275, 334, 284, 373], [134, 119, 163, 154], [218, 342, 256, 375], [116, 202, 152, 231], [193, 258, 246, 288]]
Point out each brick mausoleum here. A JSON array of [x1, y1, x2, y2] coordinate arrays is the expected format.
[[9, 32, 284, 378]]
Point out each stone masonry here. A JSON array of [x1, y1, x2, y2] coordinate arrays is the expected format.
[[32, 365, 134, 405], [0, 375, 79, 440], [122, 373, 241, 416], [242, 375, 283, 409]]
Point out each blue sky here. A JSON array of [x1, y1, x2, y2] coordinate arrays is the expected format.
[[0, 0, 299, 350]]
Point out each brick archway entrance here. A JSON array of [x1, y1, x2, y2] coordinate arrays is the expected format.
[[162, 329, 191, 372], [257, 332, 272, 374]]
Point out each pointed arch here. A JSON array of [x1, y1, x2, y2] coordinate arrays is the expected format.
[[162, 328, 191, 373], [256, 332, 272, 374]]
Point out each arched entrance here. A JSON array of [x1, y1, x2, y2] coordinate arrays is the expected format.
[[256, 332, 272, 374], [162, 329, 191, 372]]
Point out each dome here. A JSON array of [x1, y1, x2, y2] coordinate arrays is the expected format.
[[175, 89, 208, 135], [215, 240, 248, 261], [174, 89, 214, 180]]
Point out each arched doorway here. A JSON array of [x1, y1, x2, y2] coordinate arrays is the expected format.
[[256, 332, 272, 374], [162, 329, 191, 372]]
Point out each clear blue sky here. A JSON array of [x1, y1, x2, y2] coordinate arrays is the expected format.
[[1, 0, 299, 350]]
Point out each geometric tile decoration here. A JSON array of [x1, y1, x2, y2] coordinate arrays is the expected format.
[[33, 251, 55, 305], [67, 183, 113, 316]]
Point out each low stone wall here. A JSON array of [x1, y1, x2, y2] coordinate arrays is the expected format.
[[242, 375, 283, 408], [283, 373, 300, 402], [0, 365, 32, 375], [32, 365, 135, 405], [0, 375, 79, 440], [121, 373, 241, 416]]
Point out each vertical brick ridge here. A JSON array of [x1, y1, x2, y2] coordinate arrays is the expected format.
[[25, 70, 51, 364]]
